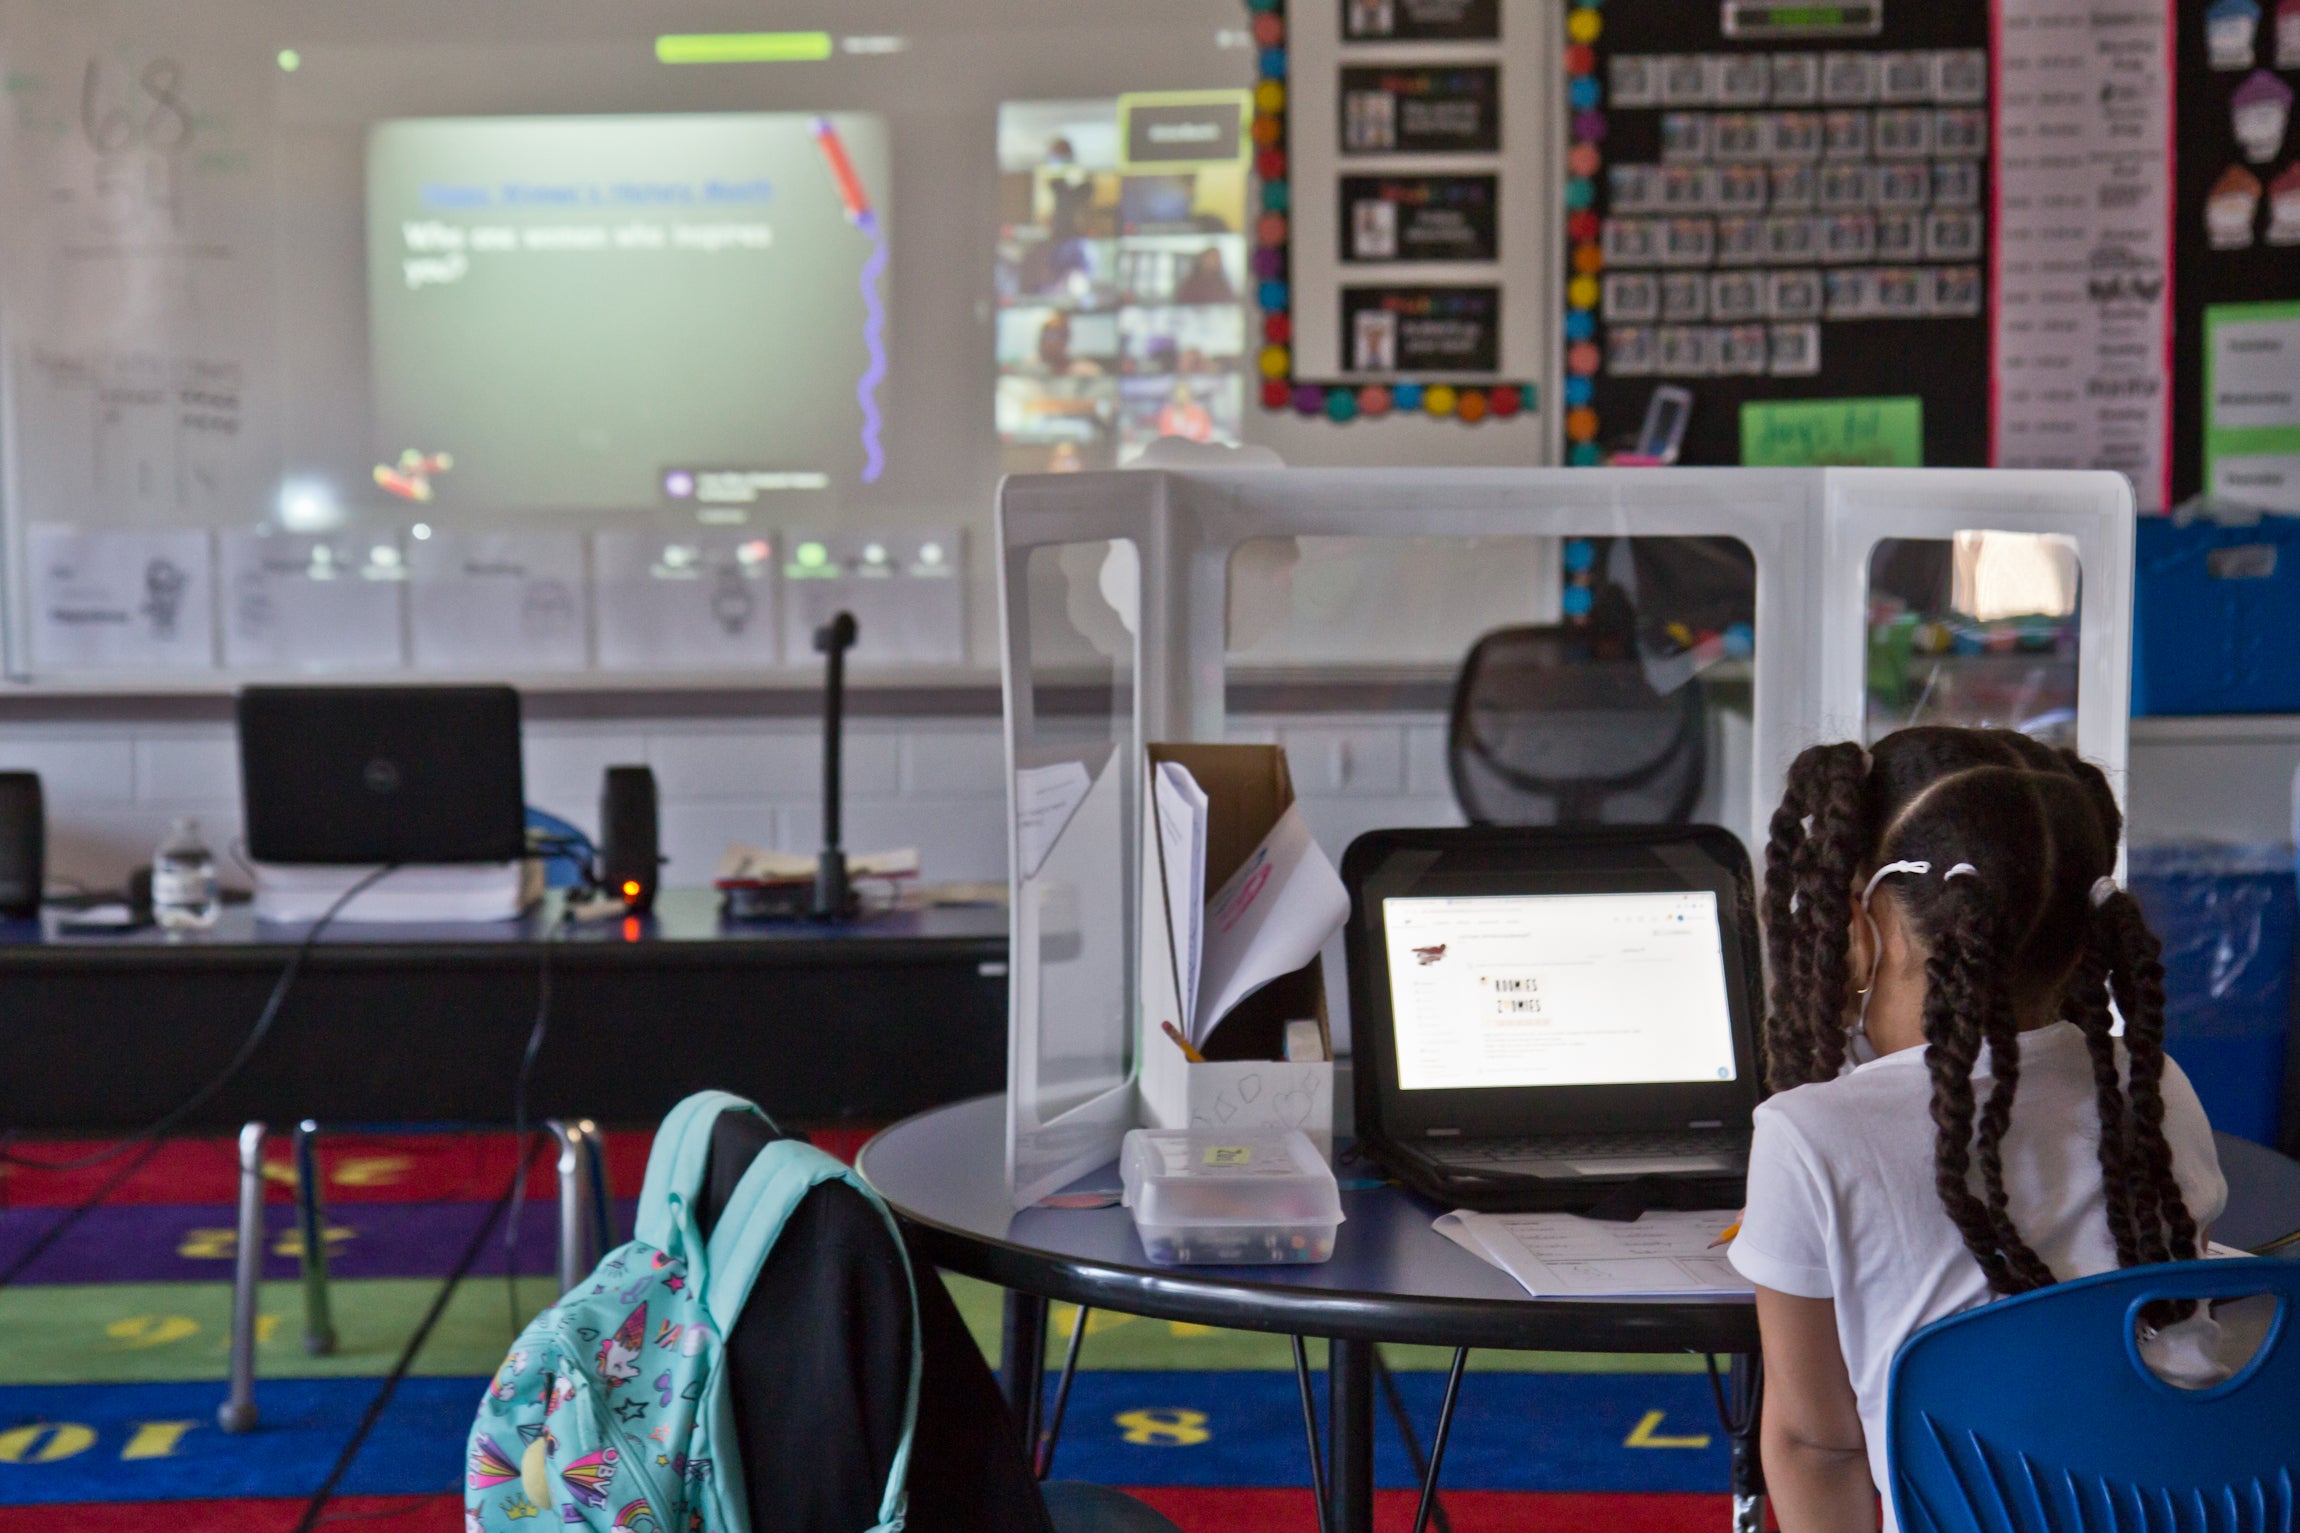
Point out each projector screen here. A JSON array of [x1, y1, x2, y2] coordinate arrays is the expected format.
[[366, 112, 890, 515]]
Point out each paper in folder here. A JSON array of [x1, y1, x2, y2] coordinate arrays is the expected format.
[[1152, 758, 1349, 1052]]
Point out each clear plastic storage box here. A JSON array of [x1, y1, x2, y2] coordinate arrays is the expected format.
[[1119, 1128, 1343, 1265]]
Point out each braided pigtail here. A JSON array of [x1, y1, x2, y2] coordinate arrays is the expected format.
[[1932, 878, 2059, 1293], [1966, 917, 2059, 1289], [1919, 903, 2031, 1295], [2055, 745, 2177, 1269], [2063, 925, 2143, 1268], [1761, 743, 1870, 1090], [1762, 778, 1815, 1091], [2096, 889, 2201, 1264]]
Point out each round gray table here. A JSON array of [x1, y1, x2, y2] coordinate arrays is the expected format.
[[859, 1094, 1768, 1533], [863, 1098, 2300, 1533]]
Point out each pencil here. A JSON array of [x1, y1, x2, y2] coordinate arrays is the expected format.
[[1708, 1220, 1742, 1249], [1161, 1020, 1207, 1064]]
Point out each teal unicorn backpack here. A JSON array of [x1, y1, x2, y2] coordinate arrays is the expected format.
[[465, 1091, 921, 1533]]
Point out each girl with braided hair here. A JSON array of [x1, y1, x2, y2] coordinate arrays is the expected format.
[[1725, 726, 2226, 1531]]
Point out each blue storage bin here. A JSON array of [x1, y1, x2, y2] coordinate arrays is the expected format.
[[2126, 844, 2295, 1147], [2132, 513, 2300, 716]]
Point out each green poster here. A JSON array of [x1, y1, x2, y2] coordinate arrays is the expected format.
[[1739, 397, 1924, 468], [2204, 302, 2300, 512]]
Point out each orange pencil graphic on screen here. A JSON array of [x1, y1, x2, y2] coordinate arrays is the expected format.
[[374, 447, 454, 502], [811, 115, 876, 235]]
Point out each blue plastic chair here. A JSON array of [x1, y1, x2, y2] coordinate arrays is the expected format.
[[1888, 1258, 2299, 1532]]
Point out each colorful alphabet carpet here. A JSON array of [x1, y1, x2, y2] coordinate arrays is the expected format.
[[0, 1130, 1736, 1531]]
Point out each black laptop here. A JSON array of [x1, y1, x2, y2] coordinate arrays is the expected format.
[[237, 686, 527, 865], [1343, 825, 1763, 1213]]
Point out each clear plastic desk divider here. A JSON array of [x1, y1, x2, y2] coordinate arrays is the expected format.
[[1000, 466, 2134, 1208]]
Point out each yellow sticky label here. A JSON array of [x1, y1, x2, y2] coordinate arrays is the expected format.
[[1202, 1146, 1251, 1167]]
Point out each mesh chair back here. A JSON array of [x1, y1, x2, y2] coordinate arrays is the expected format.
[[1447, 603, 1706, 826], [1888, 1257, 2300, 1532]]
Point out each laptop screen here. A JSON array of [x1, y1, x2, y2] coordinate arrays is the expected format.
[[1381, 890, 1739, 1091]]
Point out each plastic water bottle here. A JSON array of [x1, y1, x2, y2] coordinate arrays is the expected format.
[[153, 816, 220, 931]]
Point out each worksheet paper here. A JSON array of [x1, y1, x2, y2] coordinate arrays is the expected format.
[[1014, 759, 1094, 880], [593, 531, 780, 670], [1434, 1208, 1753, 1298], [1191, 800, 1350, 1049], [1153, 760, 1210, 1035], [780, 530, 964, 666], [27, 525, 216, 671], [220, 531, 406, 670], [407, 531, 588, 670]]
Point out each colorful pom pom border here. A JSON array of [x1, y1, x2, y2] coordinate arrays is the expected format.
[[1561, 3, 1604, 460], [1248, 0, 1535, 427]]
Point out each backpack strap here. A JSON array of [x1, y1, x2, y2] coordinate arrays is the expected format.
[[633, 1091, 775, 1262], [702, 1139, 923, 1533]]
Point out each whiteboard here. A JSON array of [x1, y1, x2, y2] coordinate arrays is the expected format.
[[0, 0, 1561, 688]]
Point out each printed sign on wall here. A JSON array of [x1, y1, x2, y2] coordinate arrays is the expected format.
[[1338, 175, 1501, 262], [1258, 0, 1546, 426], [1340, 286, 1502, 372]]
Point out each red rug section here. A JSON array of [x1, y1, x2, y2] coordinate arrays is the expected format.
[[1124, 1489, 1738, 1532], [0, 1494, 460, 1532], [0, 1125, 875, 1209], [0, 1491, 1734, 1533]]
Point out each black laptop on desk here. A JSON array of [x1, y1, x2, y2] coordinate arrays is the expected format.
[[238, 685, 527, 865], [1343, 825, 1763, 1214]]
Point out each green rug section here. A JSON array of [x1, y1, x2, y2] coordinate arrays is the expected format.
[[0, 1277, 564, 1385], [9, 1274, 1705, 1386], [939, 1275, 1705, 1375]]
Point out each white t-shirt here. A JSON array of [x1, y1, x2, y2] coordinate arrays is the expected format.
[[1727, 1021, 2225, 1521]]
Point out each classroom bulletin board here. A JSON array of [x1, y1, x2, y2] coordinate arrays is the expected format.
[[2174, 0, 2300, 511], [1250, 0, 1552, 426], [1563, 0, 1995, 470]]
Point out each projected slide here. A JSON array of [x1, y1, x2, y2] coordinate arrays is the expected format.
[[367, 113, 889, 514]]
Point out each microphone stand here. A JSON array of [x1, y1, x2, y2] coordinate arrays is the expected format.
[[812, 611, 859, 921]]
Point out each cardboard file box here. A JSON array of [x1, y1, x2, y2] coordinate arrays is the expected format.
[[1138, 743, 1334, 1161]]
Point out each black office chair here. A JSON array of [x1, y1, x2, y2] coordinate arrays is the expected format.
[[694, 1108, 1179, 1533], [1446, 588, 1707, 826]]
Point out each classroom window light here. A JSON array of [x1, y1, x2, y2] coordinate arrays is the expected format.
[[1952, 531, 2080, 621], [654, 32, 834, 65], [278, 479, 340, 531]]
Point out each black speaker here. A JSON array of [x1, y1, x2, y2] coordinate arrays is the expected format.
[[0, 772, 45, 920], [599, 765, 660, 912]]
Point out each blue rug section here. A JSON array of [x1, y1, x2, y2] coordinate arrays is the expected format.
[[0, 1370, 1729, 1505], [1042, 1369, 1729, 1492], [0, 1378, 485, 1505], [0, 1201, 639, 1286]]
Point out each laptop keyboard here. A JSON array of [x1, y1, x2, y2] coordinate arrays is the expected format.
[[1431, 1129, 1746, 1163]]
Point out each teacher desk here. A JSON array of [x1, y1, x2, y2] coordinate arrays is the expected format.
[[0, 889, 1008, 1134]]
